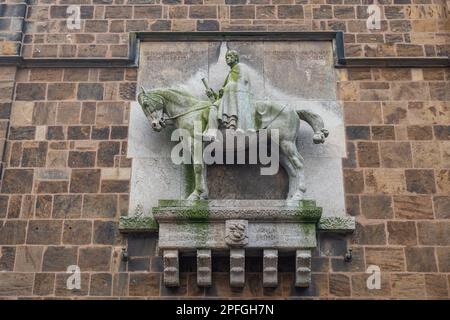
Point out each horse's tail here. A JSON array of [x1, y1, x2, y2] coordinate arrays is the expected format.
[[296, 110, 329, 138]]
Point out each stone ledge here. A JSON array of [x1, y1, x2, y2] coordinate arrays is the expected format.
[[119, 203, 355, 233], [317, 216, 355, 232], [119, 216, 158, 233], [152, 199, 323, 223]]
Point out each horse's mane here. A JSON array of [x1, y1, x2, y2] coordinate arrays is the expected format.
[[151, 88, 201, 106]]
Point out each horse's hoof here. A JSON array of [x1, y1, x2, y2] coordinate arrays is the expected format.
[[290, 192, 304, 201], [313, 133, 325, 144], [187, 192, 200, 200]]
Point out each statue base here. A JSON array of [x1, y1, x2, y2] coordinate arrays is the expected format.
[[153, 200, 322, 288]]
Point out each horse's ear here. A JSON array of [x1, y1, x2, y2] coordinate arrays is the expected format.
[[140, 86, 147, 95]]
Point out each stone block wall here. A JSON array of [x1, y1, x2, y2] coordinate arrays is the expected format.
[[16, 0, 450, 59], [0, 1, 448, 299]]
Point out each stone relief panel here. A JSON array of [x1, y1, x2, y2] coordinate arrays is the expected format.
[[129, 40, 346, 217]]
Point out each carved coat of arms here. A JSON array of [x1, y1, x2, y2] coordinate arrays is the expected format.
[[225, 220, 249, 247]]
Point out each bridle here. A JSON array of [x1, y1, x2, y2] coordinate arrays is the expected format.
[[141, 91, 212, 128]]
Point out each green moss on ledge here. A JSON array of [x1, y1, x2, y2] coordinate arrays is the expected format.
[[294, 200, 322, 222], [119, 216, 158, 233]]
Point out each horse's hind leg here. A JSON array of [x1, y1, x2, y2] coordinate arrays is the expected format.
[[280, 140, 306, 200], [279, 149, 297, 199]]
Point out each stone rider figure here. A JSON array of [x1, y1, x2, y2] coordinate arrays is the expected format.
[[204, 50, 255, 136]]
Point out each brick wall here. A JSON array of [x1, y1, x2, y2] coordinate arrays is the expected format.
[[0, 0, 449, 299], [17, 1, 450, 59]]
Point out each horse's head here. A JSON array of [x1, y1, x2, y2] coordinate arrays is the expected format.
[[138, 87, 166, 132]]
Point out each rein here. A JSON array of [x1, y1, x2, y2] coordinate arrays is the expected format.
[[165, 104, 212, 120], [262, 105, 287, 129]]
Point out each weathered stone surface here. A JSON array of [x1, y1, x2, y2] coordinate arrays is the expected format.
[[1, 169, 33, 193], [77, 83, 104, 100], [352, 222, 385, 245], [42, 246, 77, 272], [93, 220, 121, 245], [346, 126, 370, 140], [14, 246, 43, 272], [343, 169, 364, 193], [405, 169, 436, 194], [33, 273, 55, 296], [393, 195, 433, 219], [67, 126, 91, 140], [405, 247, 437, 272], [0, 273, 34, 296], [391, 274, 425, 298], [365, 169, 406, 194], [371, 125, 395, 140], [425, 274, 448, 298], [319, 233, 347, 257], [47, 83, 76, 100], [68, 151, 96, 168], [22, 141, 48, 167], [360, 195, 393, 219], [387, 221, 417, 245], [97, 141, 120, 167], [380, 142, 412, 168], [70, 169, 101, 193], [63, 220, 92, 245], [101, 180, 130, 193], [357, 142, 380, 167], [434, 196, 450, 219], [90, 273, 113, 296], [126, 234, 157, 257], [96, 102, 124, 125], [436, 247, 450, 272], [26, 220, 62, 245], [365, 247, 405, 271], [344, 102, 382, 124], [129, 273, 160, 296], [83, 195, 117, 218], [128, 257, 150, 272], [329, 274, 350, 297], [36, 180, 68, 194], [407, 125, 433, 140], [0, 246, 15, 271], [15, 83, 46, 101], [79, 247, 112, 271], [0, 221, 27, 245], [52, 195, 82, 218], [417, 222, 450, 246], [412, 142, 441, 168]]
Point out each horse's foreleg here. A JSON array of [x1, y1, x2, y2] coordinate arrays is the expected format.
[[203, 106, 219, 141], [187, 163, 208, 200]]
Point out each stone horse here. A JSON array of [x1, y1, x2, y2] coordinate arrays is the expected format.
[[137, 88, 329, 201]]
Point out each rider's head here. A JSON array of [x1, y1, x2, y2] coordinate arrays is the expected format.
[[225, 50, 239, 67]]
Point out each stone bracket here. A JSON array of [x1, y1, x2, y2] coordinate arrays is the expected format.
[[163, 249, 179, 287], [295, 249, 312, 287], [230, 249, 245, 288], [197, 249, 212, 287], [263, 249, 278, 287]]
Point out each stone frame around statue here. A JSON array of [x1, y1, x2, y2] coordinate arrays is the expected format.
[[120, 32, 355, 289]]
